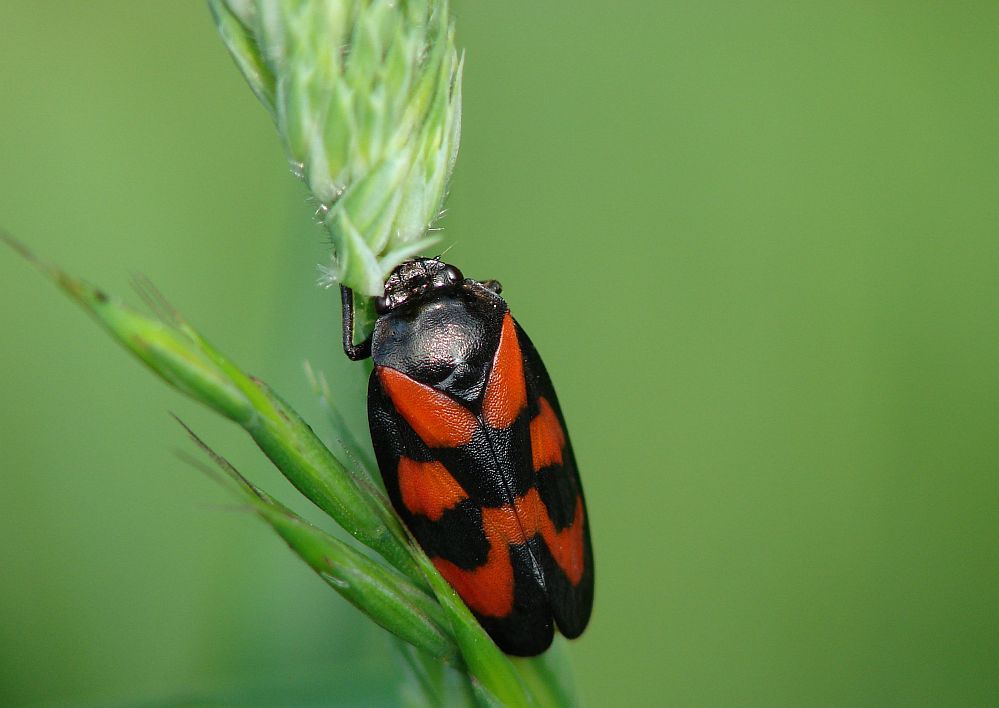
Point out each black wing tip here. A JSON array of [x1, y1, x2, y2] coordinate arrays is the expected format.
[[480, 614, 555, 657]]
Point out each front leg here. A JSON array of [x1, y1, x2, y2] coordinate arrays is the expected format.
[[340, 285, 372, 361]]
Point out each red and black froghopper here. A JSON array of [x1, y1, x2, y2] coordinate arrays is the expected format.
[[341, 258, 593, 656]]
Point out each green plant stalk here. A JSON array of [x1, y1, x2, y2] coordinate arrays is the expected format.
[[512, 640, 579, 708], [413, 553, 535, 706], [4, 234, 421, 587], [7, 0, 581, 701], [207, 0, 569, 698], [304, 360, 379, 480], [179, 420, 459, 664], [266, 505, 458, 661], [394, 638, 478, 707], [5, 235, 555, 706]]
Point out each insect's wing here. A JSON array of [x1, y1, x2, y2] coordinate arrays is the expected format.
[[366, 371, 491, 580], [367, 367, 555, 656], [514, 319, 595, 639], [367, 308, 593, 655]]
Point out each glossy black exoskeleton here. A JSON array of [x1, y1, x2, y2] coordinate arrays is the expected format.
[[341, 258, 593, 656]]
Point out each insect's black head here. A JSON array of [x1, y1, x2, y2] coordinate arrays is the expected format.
[[376, 258, 465, 314]]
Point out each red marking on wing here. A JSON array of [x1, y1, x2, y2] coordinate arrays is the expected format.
[[397, 457, 468, 521], [432, 489, 587, 617], [515, 489, 587, 587], [378, 366, 477, 448], [530, 397, 566, 471], [433, 528, 515, 618], [481, 314, 527, 429]]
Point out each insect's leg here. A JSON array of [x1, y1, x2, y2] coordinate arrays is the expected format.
[[481, 279, 503, 294], [340, 285, 372, 361]]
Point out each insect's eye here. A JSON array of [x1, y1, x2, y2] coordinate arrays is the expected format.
[[444, 264, 464, 283], [374, 295, 389, 313]]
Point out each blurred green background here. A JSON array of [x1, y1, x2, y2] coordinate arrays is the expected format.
[[2, 2, 998, 705]]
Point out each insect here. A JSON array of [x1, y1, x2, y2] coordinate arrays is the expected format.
[[341, 258, 593, 656]]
